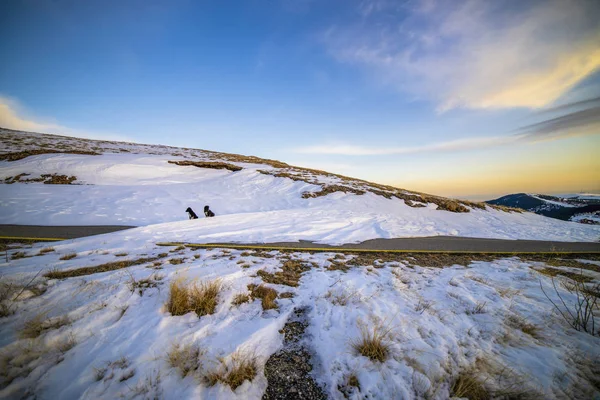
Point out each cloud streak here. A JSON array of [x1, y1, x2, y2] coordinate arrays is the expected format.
[[296, 97, 600, 155], [0, 96, 133, 142], [324, 0, 600, 111]]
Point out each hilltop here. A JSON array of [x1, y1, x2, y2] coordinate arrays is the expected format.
[[1, 127, 598, 243]]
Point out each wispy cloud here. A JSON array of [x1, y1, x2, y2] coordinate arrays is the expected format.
[[323, 0, 600, 111], [296, 96, 600, 155], [0, 96, 133, 142]]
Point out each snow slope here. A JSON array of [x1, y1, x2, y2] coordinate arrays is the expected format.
[[1, 232, 599, 399], [1, 129, 599, 243]]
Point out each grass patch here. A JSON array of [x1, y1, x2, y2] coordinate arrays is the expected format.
[[59, 253, 77, 261], [232, 293, 251, 306], [248, 284, 278, 310], [466, 301, 487, 315], [44, 255, 167, 279], [38, 247, 55, 255], [256, 260, 311, 287], [166, 279, 222, 317], [169, 258, 184, 265], [168, 160, 242, 172], [11, 251, 27, 260], [351, 323, 392, 363], [20, 314, 70, 339], [535, 267, 593, 283], [0, 149, 99, 162], [114, 252, 128, 257], [206, 352, 258, 390], [450, 371, 489, 400], [167, 343, 204, 378], [505, 314, 539, 338]]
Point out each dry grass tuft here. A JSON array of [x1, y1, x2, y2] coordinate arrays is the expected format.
[[351, 324, 392, 363], [505, 314, 539, 338], [189, 280, 222, 317], [38, 247, 55, 255], [232, 293, 251, 306], [59, 253, 77, 261], [114, 252, 128, 257], [169, 258, 184, 265], [450, 371, 489, 400], [20, 314, 70, 339], [206, 352, 258, 390], [248, 284, 278, 310], [167, 343, 204, 377], [166, 279, 222, 317], [11, 252, 27, 260]]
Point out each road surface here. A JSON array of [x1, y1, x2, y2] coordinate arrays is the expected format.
[[1, 225, 598, 252]]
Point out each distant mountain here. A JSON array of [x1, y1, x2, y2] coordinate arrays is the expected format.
[[486, 193, 600, 223]]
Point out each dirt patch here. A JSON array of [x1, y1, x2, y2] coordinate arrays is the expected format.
[[257, 260, 311, 287], [0, 149, 99, 161], [263, 307, 326, 400], [44, 255, 168, 279], [4, 173, 77, 184], [534, 267, 594, 283], [168, 160, 242, 172]]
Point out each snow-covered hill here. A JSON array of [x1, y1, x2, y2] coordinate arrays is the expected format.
[[1, 127, 599, 243], [1, 128, 600, 400], [487, 193, 600, 226]]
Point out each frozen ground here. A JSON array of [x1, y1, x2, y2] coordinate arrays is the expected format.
[[1, 234, 599, 399]]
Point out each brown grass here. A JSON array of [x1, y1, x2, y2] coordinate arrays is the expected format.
[[351, 324, 392, 363], [168, 160, 242, 172], [166, 279, 222, 317], [505, 314, 539, 338], [206, 352, 258, 390], [169, 258, 184, 265], [189, 280, 222, 317], [248, 284, 278, 310], [59, 253, 77, 261], [535, 267, 593, 283], [11, 251, 27, 260], [38, 247, 55, 255], [167, 343, 204, 377], [0, 149, 99, 161], [232, 293, 251, 306], [44, 255, 166, 279], [20, 314, 70, 339], [256, 260, 311, 287], [450, 371, 489, 400]]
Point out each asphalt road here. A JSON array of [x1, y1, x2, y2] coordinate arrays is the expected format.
[[0, 224, 136, 239], [1, 225, 598, 252]]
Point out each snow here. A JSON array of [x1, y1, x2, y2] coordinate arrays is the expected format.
[[561, 193, 600, 201], [528, 194, 578, 208], [1, 235, 599, 399], [571, 213, 600, 224], [1, 153, 599, 243], [1, 132, 599, 399]]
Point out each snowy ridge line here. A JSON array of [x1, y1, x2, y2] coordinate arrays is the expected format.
[[156, 242, 600, 255]]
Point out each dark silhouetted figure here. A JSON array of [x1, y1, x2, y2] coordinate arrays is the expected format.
[[204, 205, 215, 217], [186, 207, 198, 219]]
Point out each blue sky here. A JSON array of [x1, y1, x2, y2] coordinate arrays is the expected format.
[[1, 0, 599, 199]]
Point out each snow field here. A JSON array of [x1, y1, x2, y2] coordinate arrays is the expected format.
[[1, 153, 600, 242], [1, 235, 599, 399]]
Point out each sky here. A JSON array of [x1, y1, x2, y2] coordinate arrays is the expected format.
[[0, 0, 599, 200]]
